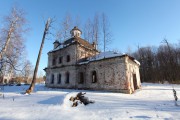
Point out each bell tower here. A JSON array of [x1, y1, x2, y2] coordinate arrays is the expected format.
[[70, 26, 82, 37]]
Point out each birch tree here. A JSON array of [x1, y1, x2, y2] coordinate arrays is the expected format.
[[0, 7, 27, 60], [0, 7, 28, 82]]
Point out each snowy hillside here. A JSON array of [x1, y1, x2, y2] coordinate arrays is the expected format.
[[0, 83, 179, 120]]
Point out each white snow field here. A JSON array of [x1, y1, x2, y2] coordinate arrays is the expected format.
[[0, 83, 180, 120]]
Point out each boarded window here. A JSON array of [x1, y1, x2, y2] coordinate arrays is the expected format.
[[58, 74, 61, 84], [51, 74, 54, 84], [92, 71, 97, 83], [65, 72, 70, 84], [79, 72, 84, 84], [59, 57, 63, 64]]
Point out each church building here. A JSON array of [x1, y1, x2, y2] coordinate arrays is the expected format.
[[44, 26, 141, 94]]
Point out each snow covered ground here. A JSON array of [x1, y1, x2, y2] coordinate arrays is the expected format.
[[0, 83, 180, 120]]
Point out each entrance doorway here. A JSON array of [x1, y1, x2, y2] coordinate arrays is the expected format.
[[133, 74, 138, 90]]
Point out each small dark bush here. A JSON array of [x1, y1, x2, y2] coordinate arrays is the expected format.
[[16, 83, 21, 86], [24, 83, 30, 85]]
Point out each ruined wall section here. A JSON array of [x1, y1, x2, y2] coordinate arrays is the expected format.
[[46, 44, 78, 88], [45, 66, 77, 88], [47, 44, 77, 68], [125, 56, 141, 93], [76, 44, 98, 60], [46, 43, 98, 89], [76, 57, 130, 93]]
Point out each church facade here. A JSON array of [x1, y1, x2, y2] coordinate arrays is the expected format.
[[44, 27, 141, 94]]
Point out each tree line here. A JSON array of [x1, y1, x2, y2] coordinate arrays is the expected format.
[[132, 40, 180, 84]]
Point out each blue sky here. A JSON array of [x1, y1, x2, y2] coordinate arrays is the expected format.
[[1, 0, 180, 75]]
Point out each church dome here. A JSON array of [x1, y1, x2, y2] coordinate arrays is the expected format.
[[70, 26, 82, 37]]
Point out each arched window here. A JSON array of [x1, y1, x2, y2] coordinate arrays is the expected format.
[[4, 79, 7, 84], [79, 72, 84, 84], [65, 72, 70, 84], [57, 74, 61, 84], [67, 55, 70, 62], [92, 71, 97, 83], [59, 57, 63, 64], [51, 74, 54, 84], [52, 57, 56, 65]]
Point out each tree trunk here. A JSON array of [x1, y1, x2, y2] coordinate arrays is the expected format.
[[0, 23, 14, 60], [26, 18, 51, 94]]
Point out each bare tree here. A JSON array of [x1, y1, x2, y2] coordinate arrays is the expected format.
[[92, 14, 100, 49], [0, 7, 27, 60], [83, 14, 101, 49], [84, 18, 93, 43], [55, 13, 72, 43], [61, 13, 72, 40], [101, 13, 112, 55], [162, 39, 179, 82], [55, 30, 63, 43], [22, 60, 33, 83], [0, 6, 28, 83], [26, 18, 52, 94]]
